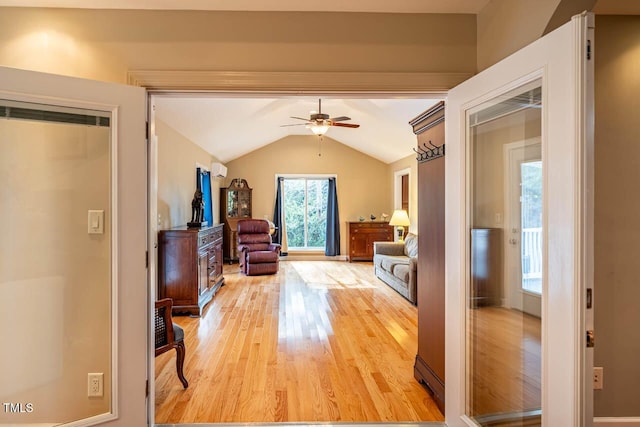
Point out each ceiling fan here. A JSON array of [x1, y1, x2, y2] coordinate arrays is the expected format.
[[281, 99, 360, 135]]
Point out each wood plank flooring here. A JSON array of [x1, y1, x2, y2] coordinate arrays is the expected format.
[[155, 261, 443, 424], [469, 306, 541, 426]]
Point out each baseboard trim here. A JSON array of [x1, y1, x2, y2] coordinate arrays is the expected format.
[[280, 255, 348, 261], [594, 418, 640, 426]]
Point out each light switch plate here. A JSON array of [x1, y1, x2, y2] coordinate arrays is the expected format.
[[88, 210, 105, 234]]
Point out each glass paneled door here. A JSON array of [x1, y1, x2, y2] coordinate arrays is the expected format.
[[445, 13, 594, 427], [0, 66, 146, 426]]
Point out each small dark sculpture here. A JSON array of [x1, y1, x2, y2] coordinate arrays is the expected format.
[[188, 189, 205, 227], [370, 214, 376, 221]]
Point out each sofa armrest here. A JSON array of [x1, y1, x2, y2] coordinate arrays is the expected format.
[[373, 241, 405, 256], [409, 256, 418, 271]]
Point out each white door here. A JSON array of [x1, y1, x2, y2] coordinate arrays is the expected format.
[[0, 66, 147, 426], [445, 13, 594, 427]]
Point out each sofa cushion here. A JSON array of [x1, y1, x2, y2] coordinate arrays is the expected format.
[[404, 233, 418, 258], [380, 255, 408, 273], [393, 264, 410, 284]]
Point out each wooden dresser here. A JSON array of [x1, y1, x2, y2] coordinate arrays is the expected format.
[[158, 224, 224, 316], [410, 101, 446, 412], [347, 221, 394, 262]]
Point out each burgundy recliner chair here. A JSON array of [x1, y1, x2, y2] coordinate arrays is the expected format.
[[237, 219, 281, 276]]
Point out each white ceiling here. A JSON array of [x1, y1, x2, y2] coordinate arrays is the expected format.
[[3, 0, 635, 16], [154, 96, 441, 164], [0, 0, 491, 14]]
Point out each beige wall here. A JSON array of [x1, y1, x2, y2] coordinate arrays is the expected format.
[[0, 120, 110, 423], [593, 15, 640, 417], [156, 118, 222, 229], [476, 0, 560, 71], [225, 135, 392, 256], [0, 8, 476, 84], [388, 154, 419, 235], [472, 109, 541, 228]]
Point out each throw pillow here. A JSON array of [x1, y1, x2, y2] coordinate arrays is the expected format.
[[404, 233, 418, 257]]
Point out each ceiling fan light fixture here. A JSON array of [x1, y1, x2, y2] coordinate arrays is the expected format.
[[310, 124, 329, 135]]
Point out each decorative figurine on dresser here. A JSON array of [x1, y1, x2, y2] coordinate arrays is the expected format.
[[187, 188, 206, 228], [220, 178, 252, 263]]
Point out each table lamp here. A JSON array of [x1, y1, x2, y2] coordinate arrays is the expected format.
[[389, 209, 410, 242]]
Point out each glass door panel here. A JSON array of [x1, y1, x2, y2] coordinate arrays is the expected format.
[[467, 80, 542, 426], [0, 100, 112, 424]]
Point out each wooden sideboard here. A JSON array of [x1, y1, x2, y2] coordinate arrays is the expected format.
[[158, 224, 224, 316], [347, 221, 394, 262]]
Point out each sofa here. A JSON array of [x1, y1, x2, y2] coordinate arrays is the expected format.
[[373, 233, 418, 304]]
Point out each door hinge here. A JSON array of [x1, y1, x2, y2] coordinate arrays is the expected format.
[[587, 40, 592, 60], [587, 288, 593, 309], [145, 250, 149, 268], [145, 121, 149, 139], [586, 330, 595, 348], [145, 379, 149, 397]]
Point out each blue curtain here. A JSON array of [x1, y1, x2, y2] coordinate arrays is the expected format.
[[198, 168, 213, 226], [325, 177, 340, 256], [272, 177, 284, 245]]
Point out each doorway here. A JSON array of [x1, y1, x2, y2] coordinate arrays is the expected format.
[[504, 140, 542, 317], [149, 93, 443, 425]]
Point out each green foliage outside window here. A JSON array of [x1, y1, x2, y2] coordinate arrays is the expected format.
[[283, 178, 328, 249]]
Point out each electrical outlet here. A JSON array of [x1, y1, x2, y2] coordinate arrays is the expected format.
[[593, 367, 603, 390], [88, 373, 104, 397]]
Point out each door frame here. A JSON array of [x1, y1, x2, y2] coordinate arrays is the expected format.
[[147, 91, 443, 425], [444, 13, 594, 427]]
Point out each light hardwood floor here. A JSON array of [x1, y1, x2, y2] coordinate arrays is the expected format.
[[155, 261, 443, 424], [469, 306, 541, 426]]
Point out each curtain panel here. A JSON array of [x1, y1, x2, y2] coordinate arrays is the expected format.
[[325, 177, 340, 256]]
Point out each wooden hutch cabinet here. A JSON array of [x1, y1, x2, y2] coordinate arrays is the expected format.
[[410, 101, 446, 412], [347, 221, 394, 262], [158, 224, 224, 316], [220, 178, 252, 263]]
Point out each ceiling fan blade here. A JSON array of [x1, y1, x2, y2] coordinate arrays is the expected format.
[[280, 123, 309, 127], [331, 122, 360, 128], [329, 116, 351, 122], [290, 116, 311, 121]]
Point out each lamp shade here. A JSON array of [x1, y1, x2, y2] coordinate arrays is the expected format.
[[310, 124, 329, 135], [389, 209, 410, 227]]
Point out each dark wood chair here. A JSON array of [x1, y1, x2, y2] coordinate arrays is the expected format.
[[154, 298, 188, 388]]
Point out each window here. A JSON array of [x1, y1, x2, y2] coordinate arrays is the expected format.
[[520, 160, 542, 295], [197, 167, 213, 226], [283, 178, 329, 249]]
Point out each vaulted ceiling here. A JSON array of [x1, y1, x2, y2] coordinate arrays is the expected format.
[[154, 96, 441, 164]]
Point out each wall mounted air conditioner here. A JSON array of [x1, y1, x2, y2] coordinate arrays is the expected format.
[[211, 162, 227, 178]]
